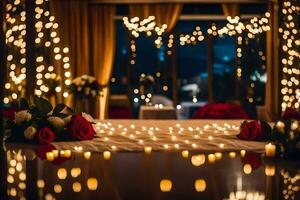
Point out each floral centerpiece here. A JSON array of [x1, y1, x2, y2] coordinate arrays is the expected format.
[[237, 119, 300, 159], [139, 74, 155, 105], [69, 74, 101, 112], [5, 96, 95, 144]]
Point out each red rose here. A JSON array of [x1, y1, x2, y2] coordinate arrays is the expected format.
[[237, 120, 266, 141], [241, 152, 262, 170], [68, 114, 95, 141], [36, 127, 55, 144], [283, 108, 300, 120]]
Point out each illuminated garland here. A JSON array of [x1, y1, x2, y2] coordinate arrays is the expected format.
[[4, 0, 71, 104], [279, 0, 300, 111]]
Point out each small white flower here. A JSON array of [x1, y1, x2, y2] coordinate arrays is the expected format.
[[82, 112, 95, 123], [48, 116, 65, 128], [77, 86, 82, 91], [64, 115, 72, 124], [15, 110, 32, 125], [24, 126, 36, 140], [88, 77, 95, 84]]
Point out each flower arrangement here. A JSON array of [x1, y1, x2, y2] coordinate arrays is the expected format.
[[5, 96, 96, 144], [237, 119, 300, 159], [69, 74, 101, 99], [271, 120, 300, 159]]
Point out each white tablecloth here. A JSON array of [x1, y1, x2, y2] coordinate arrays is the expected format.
[[49, 120, 266, 153]]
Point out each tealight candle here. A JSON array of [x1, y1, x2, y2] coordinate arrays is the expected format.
[[181, 150, 189, 158], [103, 151, 111, 160], [240, 150, 246, 157], [243, 164, 252, 174], [87, 178, 98, 190], [291, 121, 298, 130], [52, 150, 59, 158], [229, 152, 236, 159], [191, 154, 205, 167], [265, 165, 275, 176], [215, 152, 222, 160], [46, 152, 54, 161], [160, 179, 172, 192], [207, 154, 216, 164], [276, 121, 285, 132], [64, 150, 72, 158], [195, 179, 206, 192], [84, 152, 91, 160], [144, 146, 152, 155], [265, 143, 276, 157]]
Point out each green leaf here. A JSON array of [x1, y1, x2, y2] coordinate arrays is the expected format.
[[53, 104, 66, 115], [19, 98, 29, 110], [33, 96, 53, 116]]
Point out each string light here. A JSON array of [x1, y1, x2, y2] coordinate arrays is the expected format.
[[280, 0, 300, 111]]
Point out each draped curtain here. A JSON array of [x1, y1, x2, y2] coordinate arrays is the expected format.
[[89, 5, 116, 119], [50, 0, 116, 119], [221, 3, 240, 17], [129, 3, 182, 33]]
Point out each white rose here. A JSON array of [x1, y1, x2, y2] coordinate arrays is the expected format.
[[82, 112, 95, 123], [15, 110, 32, 125], [64, 115, 72, 124], [77, 86, 82, 91], [24, 126, 36, 140], [48, 116, 65, 128], [81, 80, 86, 86]]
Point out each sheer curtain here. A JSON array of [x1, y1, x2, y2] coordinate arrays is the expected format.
[[50, 0, 116, 119]]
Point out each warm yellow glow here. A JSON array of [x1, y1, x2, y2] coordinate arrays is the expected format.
[[160, 179, 172, 192], [87, 178, 98, 191], [195, 179, 206, 192]]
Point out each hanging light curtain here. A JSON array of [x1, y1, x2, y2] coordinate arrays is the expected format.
[[49, 0, 90, 107], [88, 5, 116, 120], [129, 3, 182, 33], [50, 0, 116, 119], [221, 3, 240, 17]]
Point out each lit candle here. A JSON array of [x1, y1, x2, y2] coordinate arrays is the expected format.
[[160, 179, 172, 192], [265, 143, 276, 157], [87, 178, 98, 190], [103, 151, 111, 160], [291, 121, 298, 130], [265, 165, 275, 176], [195, 179, 206, 192], [207, 154, 216, 164], [144, 146, 152, 155], [276, 121, 285, 133], [46, 152, 54, 161], [52, 150, 59, 158], [64, 150, 72, 158], [240, 150, 246, 157], [191, 154, 205, 166], [243, 164, 252, 174], [84, 152, 91, 160], [229, 152, 236, 159], [215, 152, 222, 160], [181, 150, 189, 158]]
